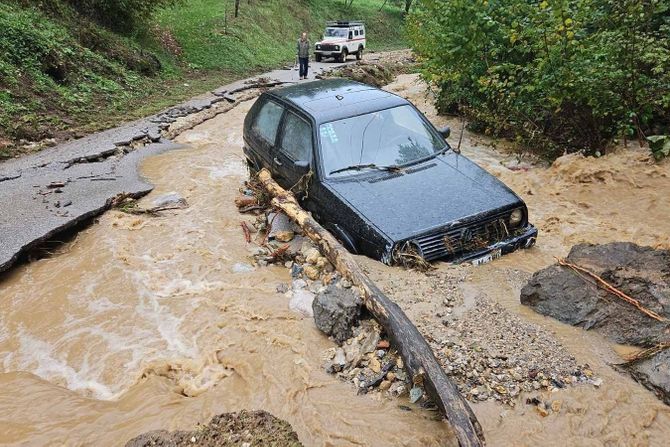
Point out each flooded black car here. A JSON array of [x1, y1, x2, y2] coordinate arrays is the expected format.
[[243, 79, 537, 265]]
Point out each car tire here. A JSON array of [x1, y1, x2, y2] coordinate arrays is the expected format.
[[315, 53, 322, 62], [356, 47, 363, 60], [339, 49, 348, 63]]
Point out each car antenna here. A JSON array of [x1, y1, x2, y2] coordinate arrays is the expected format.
[[455, 109, 465, 154]]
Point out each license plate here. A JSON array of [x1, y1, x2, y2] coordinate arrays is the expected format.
[[471, 249, 501, 266]]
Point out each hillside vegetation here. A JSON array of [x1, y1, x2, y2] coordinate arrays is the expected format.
[[409, 0, 670, 159], [0, 0, 406, 159]]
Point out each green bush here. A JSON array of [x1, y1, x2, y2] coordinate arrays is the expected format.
[[408, 0, 670, 158]]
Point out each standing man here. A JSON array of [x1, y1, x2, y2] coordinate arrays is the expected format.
[[297, 32, 310, 80]]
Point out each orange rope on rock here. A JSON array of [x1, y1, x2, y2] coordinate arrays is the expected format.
[[556, 257, 666, 322]]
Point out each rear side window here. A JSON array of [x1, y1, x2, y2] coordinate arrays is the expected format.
[[360, 29, 365, 36], [252, 100, 284, 144], [280, 112, 313, 162]]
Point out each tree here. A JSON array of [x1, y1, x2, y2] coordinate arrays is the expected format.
[[407, 0, 670, 158]]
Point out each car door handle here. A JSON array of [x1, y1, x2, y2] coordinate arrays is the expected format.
[[273, 157, 283, 166]]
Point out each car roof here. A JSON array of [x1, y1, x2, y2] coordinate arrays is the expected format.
[[267, 79, 408, 124]]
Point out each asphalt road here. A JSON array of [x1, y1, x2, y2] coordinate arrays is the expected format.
[[0, 57, 364, 273]]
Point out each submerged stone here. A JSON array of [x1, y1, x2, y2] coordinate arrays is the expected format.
[[312, 284, 362, 344]]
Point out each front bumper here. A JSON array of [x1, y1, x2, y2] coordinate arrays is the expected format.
[[315, 50, 341, 56], [452, 224, 538, 264]]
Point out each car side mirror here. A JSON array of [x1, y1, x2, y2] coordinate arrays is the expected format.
[[438, 126, 451, 139], [294, 160, 310, 169]]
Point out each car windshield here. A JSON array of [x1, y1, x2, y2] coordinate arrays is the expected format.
[[319, 105, 446, 177], [324, 28, 347, 38]]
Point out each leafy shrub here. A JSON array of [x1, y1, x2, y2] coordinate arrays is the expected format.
[[408, 0, 670, 158], [648, 135, 670, 160], [70, 0, 183, 31]]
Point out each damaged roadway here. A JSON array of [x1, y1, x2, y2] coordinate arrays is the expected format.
[[0, 58, 360, 273]]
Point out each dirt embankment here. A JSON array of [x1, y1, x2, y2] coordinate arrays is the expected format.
[[125, 411, 301, 447]]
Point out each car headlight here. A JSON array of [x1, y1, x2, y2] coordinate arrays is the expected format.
[[316, 44, 321, 50], [509, 208, 523, 227], [335, 45, 340, 50]]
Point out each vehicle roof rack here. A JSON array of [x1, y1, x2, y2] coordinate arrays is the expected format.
[[326, 20, 364, 27]]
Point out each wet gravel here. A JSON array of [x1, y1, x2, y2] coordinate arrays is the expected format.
[[363, 265, 600, 407]]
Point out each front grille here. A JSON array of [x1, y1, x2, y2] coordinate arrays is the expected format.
[[411, 212, 514, 261], [320, 44, 338, 51]]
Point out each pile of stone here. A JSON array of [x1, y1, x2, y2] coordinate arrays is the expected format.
[[432, 298, 597, 406]]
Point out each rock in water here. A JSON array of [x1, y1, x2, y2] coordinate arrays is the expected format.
[[521, 242, 670, 405], [152, 191, 188, 208], [289, 289, 315, 317], [312, 284, 362, 344], [620, 349, 670, 406], [520, 242, 670, 346]]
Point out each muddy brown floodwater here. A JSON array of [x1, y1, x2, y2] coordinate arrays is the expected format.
[[0, 98, 455, 446], [2, 72, 669, 447], [370, 74, 670, 446]]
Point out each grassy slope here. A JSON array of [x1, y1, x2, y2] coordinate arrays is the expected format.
[[0, 0, 406, 159]]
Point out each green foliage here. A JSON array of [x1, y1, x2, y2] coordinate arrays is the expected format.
[[0, 0, 408, 156], [62, 0, 182, 32], [156, 0, 406, 73], [408, 0, 670, 158], [647, 135, 670, 160]]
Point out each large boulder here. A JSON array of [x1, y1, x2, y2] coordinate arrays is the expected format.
[[312, 284, 362, 344], [620, 349, 670, 406], [520, 242, 670, 346], [521, 242, 670, 405]]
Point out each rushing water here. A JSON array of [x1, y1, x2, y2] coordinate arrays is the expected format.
[[1, 74, 669, 446], [0, 99, 454, 446], [381, 74, 670, 446]]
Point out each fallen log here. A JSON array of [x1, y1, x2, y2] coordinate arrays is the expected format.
[[258, 169, 485, 447]]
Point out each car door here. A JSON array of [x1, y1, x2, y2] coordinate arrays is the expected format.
[[273, 110, 314, 195], [248, 98, 285, 171]]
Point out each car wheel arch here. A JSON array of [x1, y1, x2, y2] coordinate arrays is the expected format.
[[326, 223, 358, 254]]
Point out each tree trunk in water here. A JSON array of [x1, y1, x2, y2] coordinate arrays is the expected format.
[[257, 169, 486, 447]]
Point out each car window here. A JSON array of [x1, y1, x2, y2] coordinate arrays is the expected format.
[[280, 112, 313, 162], [319, 105, 446, 177], [360, 29, 365, 36], [325, 28, 347, 38], [349, 31, 353, 39], [354, 30, 359, 36], [252, 100, 284, 145]]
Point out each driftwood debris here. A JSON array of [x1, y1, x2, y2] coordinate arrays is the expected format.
[[257, 169, 485, 447], [557, 257, 666, 322]]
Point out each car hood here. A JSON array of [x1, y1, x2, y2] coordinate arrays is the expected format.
[[325, 153, 523, 241], [318, 37, 346, 43]]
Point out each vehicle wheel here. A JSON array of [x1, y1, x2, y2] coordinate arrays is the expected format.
[[315, 53, 322, 62], [339, 49, 348, 63], [356, 47, 363, 60]]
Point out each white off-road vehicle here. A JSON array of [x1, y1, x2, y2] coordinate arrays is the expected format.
[[314, 21, 366, 63]]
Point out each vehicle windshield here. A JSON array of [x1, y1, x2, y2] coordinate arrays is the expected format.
[[319, 105, 446, 178], [324, 28, 348, 38]]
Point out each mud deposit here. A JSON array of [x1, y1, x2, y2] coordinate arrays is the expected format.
[[0, 98, 452, 446], [126, 410, 301, 447]]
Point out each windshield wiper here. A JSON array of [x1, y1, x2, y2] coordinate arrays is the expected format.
[[329, 163, 402, 175]]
